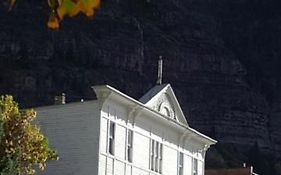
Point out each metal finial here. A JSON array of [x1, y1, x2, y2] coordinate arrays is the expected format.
[[157, 56, 163, 85]]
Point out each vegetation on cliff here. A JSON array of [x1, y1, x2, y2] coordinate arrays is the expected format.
[[1, 0, 281, 174]]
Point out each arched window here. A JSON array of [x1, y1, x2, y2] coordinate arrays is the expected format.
[[162, 106, 170, 117]]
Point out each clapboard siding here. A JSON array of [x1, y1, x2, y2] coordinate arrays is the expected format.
[[115, 160, 125, 175], [133, 132, 150, 170], [162, 145, 178, 175], [132, 167, 149, 175], [36, 101, 100, 175], [115, 125, 126, 160], [107, 157, 114, 175], [98, 101, 209, 175], [198, 160, 204, 175], [33, 85, 215, 175], [99, 155, 107, 175], [126, 165, 132, 175], [100, 117, 108, 154], [184, 155, 192, 175]]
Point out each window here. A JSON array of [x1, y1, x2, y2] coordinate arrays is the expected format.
[[193, 159, 198, 175], [127, 129, 133, 162], [163, 107, 170, 117], [178, 152, 183, 175], [109, 121, 115, 155], [150, 140, 162, 173]]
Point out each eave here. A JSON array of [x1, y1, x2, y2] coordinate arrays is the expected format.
[[93, 85, 217, 146]]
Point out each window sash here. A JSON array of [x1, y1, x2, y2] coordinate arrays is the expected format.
[[108, 121, 115, 155], [150, 140, 162, 173], [193, 159, 198, 175], [178, 152, 184, 175], [127, 129, 133, 162]]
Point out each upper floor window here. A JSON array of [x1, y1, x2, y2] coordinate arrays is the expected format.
[[109, 121, 115, 155], [150, 140, 162, 173], [193, 158, 198, 175], [178, 152, 183, 175], [127, 129, 133, 162]]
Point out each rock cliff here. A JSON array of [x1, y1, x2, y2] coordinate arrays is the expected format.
[[1, 0, 281, 174]]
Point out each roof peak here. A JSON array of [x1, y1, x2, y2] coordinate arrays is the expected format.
[[139, 84, 170, 104]]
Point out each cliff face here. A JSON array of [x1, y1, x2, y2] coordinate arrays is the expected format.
[[1, 0, 281, 171]]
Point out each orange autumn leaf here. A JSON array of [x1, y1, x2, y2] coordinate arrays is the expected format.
[[47, 0, 101, 30], [78, 3, 94, 16], [6, 0, 101, 30], [47, 13, 60, 30]]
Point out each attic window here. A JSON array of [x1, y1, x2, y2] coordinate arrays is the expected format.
[[163, 107, 170, 117], [159, 102, 175, 119]]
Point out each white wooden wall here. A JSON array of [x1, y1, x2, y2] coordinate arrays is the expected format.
[[32, 88, 208, 175], [98, 101, 206, 175], [36, 101, 100, 175]]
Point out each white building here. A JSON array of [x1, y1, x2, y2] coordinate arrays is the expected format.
[[37, 84, 216, 175]]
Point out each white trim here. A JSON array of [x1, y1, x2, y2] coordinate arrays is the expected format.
[[101, 152, 162, 175], [100, 116, 204, 161], [126, 129, 133, 163], [108, 121, 115, 155], [177, 152, 184, 175], [100, 148, 203, 175], [93, 85, 217, 146], [150, 139, 163, 173]]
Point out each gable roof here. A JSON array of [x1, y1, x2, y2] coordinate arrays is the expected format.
[[139, 84, 188, 125], [93, 84, 216, 146], [139, 84, 168, 104]]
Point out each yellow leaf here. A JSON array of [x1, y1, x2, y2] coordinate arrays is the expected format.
[[57, 0, 80, 19], [79, 0, 100, 17]]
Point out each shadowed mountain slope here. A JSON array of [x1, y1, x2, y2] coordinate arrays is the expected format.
[[1, 0, 281, 174]]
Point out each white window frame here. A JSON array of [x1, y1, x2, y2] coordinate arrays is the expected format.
[[193, 158, 198, 175], [126, 129, 133, 162], [150, 140, 163, 173], [108, 121, 115, 155], [178, 152, 184, 175]]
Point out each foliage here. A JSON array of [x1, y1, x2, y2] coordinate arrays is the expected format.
[[8, 0, 101, 30], [0, 95, 58, 175]]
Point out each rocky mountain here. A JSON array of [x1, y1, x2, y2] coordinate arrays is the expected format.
[[1, 0, 281, 174]]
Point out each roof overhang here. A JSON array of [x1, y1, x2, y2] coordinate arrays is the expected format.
[[92, 85, 217, 146]]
